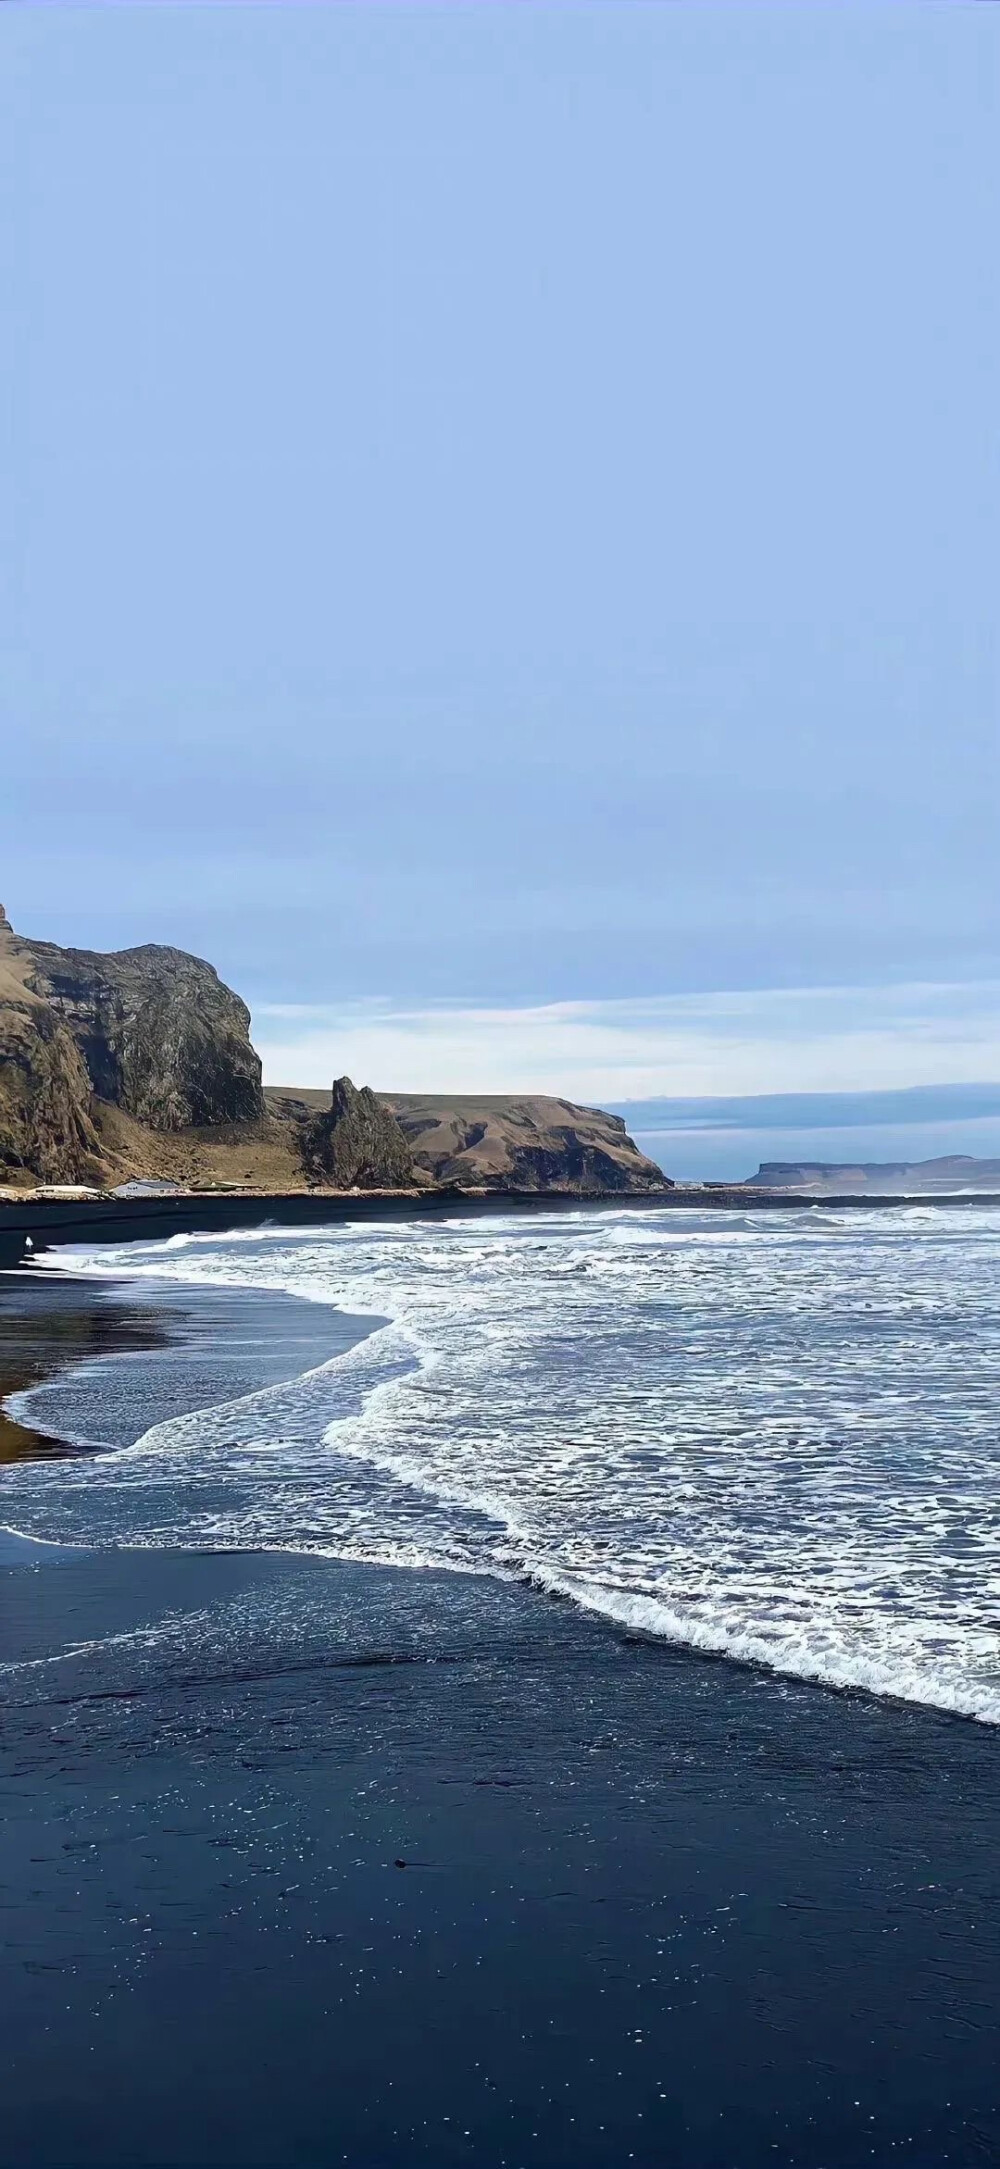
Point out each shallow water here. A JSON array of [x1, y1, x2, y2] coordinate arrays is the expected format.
[[4, 1204, 1000, 1721]]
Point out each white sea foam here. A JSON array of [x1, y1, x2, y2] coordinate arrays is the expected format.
[[6, 1206, 1000, 1721]]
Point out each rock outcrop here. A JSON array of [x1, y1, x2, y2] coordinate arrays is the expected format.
[[20, 933, 264, 1131], [300, 1077, 416, 1190], [0, 919, 103, 1181], [1, 906, 264, 1183]]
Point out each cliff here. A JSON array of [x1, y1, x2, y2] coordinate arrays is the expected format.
[[2, 907, 671, 1197], [748, 1156, 1000, 1195], [0, 906, 264, 1185], [18, 929, 263, 1130], [269, 1088, 671, 1194], [0, 923, 103, 1182], [386, 1093, 670, 1193]]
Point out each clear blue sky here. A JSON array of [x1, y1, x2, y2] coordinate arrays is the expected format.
[[3, 4, 997, 1135]]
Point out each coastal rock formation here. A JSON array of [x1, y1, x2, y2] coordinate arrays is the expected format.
[[1, 905, 264, 1183], [2, 905, 673, 1197], [0, 917, 103, 1181], [266, 1088, 670, 1195], [20, 933, 263, 1131], [300, 1077, 416, 1189], [382, 1093, 670, 1193]]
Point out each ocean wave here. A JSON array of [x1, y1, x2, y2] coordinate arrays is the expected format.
[[6, 1205, 1000, 1722]]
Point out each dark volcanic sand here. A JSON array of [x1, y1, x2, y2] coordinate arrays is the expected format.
[[0, 1268, 374, 1464], [0, 1274, 174, 1462], [1, 1273, 999, 2168]]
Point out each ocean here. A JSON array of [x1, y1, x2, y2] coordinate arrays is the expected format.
[[5, 1202, 999, 1724]]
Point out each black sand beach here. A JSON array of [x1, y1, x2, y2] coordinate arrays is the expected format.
[[0, 1269, 378, 1479], [2, 1269, 999, 2167]]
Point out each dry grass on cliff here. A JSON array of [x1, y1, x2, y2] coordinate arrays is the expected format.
[[91, 1104, 310, 1191]]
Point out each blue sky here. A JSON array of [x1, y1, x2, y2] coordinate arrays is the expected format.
[[3, 4, 997, 1170]]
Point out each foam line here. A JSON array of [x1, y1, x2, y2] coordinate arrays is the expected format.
[[5, 1207, 1000, 1723]]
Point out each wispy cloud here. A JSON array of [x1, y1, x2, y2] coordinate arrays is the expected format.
[[253, 980, 1000, 1101]]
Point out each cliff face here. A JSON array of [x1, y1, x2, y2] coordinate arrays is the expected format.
[[380, 1093, 670, 1193], [1, 907, 263, 1183], [300, 1078, 416, 1190], [0, 945, 103, 1182], [264, 1089, 670, 1194], [21, 935, 264, 1131], [266, 1088, 670, 1195]]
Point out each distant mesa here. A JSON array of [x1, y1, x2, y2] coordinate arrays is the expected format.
[[0, 908, 670, 1198], [747, 1157, 1000, 1195]]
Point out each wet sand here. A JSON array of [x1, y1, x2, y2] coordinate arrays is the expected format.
[[1, 1269, 999, 2166], [0, 1272, 175, 1462], [0, 1266, 376, 1463]]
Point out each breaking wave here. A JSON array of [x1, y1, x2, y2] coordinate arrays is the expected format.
[[4, 1204, 1000, 1722]]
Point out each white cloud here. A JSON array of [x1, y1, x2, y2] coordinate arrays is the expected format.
[[253, 980, 1000, 1101]]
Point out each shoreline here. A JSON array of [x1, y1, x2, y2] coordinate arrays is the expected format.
[[3, 1180, 1000, 1269], [0, 1268, 176, 1464], [2, 1257, 1000, 2163], [4, 1235, 998, 1731], [0, 1263, 379, 1469]]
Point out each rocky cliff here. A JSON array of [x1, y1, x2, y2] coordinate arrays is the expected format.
[[0, 920, 103, 1181], [265, 1089, 669, 1193], [1, 906, 264, 1183], [266, 1088, 670, 1194], [2, 906, 672, 1196], [300, 1077, 416, 1190], [19, 931, 263, 1130], [376, 1093, 669, 1193]]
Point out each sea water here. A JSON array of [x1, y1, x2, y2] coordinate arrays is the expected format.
[[3, 1205, 999, 1722]]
